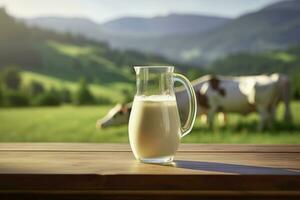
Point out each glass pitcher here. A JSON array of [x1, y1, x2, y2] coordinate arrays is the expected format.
[[128, 66, 197, 164]]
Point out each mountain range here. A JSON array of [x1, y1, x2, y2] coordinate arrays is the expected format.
[[101, 14, 229, 37], [23, 0, 300, 65], [24, 14, 229, 38], [159, 0, 300, 64]]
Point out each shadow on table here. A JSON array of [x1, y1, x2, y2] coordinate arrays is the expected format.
[[173, 160, 300, 175]]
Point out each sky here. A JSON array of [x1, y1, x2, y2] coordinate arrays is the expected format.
[[0, 0, 282, 23]]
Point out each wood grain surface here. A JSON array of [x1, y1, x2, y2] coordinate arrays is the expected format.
[[0, 143, 299, 199]]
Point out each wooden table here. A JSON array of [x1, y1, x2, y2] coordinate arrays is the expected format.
[[0, 143, 299, 200]]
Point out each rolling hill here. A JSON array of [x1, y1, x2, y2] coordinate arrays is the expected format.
[[0, 8, 186, 103], [1, 8, 175, 82]]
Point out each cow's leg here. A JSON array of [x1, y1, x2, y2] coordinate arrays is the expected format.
[[223, 112, 228, 125], [284, 102, 292, 123], [269, 101, 278, 126], [257, 105, 270, 131], [283, 93, 292, 123], [266, 107, 275, 131], [207, 108, 217, 129], [268, 109, 274, 129], [281, 76, 293, 123], [270, 105, 276, 124]]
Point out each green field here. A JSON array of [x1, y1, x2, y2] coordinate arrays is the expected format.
[[0, 102, 299, 143]]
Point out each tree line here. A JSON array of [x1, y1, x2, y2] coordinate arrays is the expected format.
[[0, 66, 111, 107]]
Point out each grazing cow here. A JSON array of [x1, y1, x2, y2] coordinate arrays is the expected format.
[[197, 74, 292, 130], [96, 76, 226, 129], [97, 74, 292, 130]]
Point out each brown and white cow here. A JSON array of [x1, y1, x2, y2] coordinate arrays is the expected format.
[[96, 74, 292, 130], [197, 74, 292, 130]]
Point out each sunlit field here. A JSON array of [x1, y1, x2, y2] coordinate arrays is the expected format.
[[0, 101, 299, 143]]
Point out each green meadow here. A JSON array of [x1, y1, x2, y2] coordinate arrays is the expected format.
[[0, 101, 299, 143]]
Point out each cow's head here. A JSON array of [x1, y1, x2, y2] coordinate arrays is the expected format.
[[96, 104, 131, 129]]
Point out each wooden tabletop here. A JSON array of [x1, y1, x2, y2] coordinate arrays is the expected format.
[[0, 143, 300, 200]]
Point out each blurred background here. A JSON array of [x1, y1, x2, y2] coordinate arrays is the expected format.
[[0, 0, 299, 143]]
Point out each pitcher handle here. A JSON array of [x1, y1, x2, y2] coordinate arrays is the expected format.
[[174, 73, 197, 138]]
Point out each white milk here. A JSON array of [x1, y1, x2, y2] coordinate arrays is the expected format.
[[129, 95, 181, 160]]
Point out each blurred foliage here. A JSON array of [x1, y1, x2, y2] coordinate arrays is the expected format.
[[1, 66, 21, 90], [32, 91, 61, 106], [4, 90, 29, 107], [294, 89, 300, 100], [60, 87, 72, 103], [24, 71, 133, 104], [186, 68, 208, 81], [0, 83, 3, 106], [73, 77, 95, 105], [27, 80, 45, 97], [121, 88, 134, 103], [95, 96, 112, 105]]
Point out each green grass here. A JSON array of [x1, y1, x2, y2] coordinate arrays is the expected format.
[[0, 105, 128, 142], [0, 102, 299, 143], [47, 41, 102, 57]]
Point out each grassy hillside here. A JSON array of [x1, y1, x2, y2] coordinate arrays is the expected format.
[[34, 40, 133, 83], [34, 39, 177, 84], [0, 102, 299, 143], [0, 7, 172, 83], [0, 8, 187, 102]]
